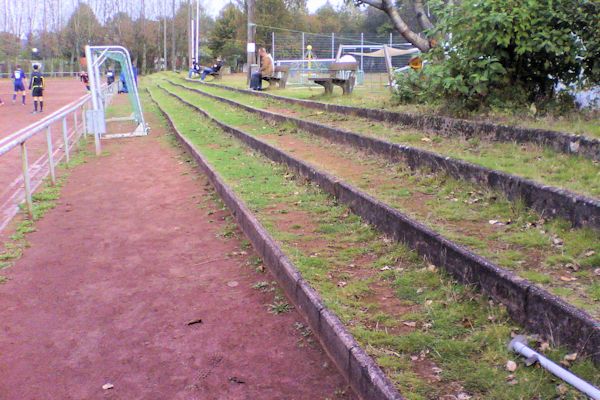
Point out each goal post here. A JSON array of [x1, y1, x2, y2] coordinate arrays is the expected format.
[[84, 45, 147, 150]]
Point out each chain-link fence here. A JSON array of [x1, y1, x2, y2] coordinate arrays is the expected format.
[[0, 59, 81, 79], [257, 26, 419, 91]]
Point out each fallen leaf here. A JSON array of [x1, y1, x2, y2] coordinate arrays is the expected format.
[[227, 281, 239, 288], [564, 352, 578, 362], [380, 266, 391, 271], [552, 237, 564, 246], [187, 318, 203, 326], [559, 276, 577, 282], [427, 264, 437, 272], [228, 376, 246, 384], [403, 321, 417, 328], [421, 137, 432, 142], [457, 393, 471, 400], [506, 360, 517, 372], [102, 383, 114, 390], [539, 342, 550, 352], [594, 268, 600, 276], [557, 383, 568, 395], [337, 281, 347, 288], [585, 250, 596, 257]]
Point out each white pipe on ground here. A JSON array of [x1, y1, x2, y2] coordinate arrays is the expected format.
[[508, 336, 600, 400]]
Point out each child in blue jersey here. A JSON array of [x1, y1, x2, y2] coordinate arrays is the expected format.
[[12, 66, 27, 105], [29, 65, 45, 113]]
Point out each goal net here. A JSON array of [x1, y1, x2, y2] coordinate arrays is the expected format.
[[84, 45, 147, 140]]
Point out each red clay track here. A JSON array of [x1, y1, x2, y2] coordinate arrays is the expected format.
[[0, 78, 88, 231], [0, 102, 352, 399]]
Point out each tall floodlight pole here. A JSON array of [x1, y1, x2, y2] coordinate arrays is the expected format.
[[171, 0, 176, 71], [188, 0, 193, 68], [163, 15, 167, 70], [195, 0, 200, 62], [246, 0, 255, 86]]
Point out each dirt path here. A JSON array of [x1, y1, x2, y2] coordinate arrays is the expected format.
[[0, 103, 352, 399]]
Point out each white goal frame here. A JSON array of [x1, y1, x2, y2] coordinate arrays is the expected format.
[[84, 45, 148, 146]]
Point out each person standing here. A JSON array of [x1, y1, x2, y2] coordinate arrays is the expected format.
[[29, 65, 45, 114], [12, 65, 27, 105], [250, 47, 273, 91], [80, 71, 90, 91]]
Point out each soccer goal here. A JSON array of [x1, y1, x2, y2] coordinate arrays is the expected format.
[[84, 45, 147, 143]]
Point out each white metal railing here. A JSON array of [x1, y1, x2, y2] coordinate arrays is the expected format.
[[0, 94, 91, 229]]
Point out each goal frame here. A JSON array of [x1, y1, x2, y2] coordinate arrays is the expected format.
[[84, 45, 147, 141]]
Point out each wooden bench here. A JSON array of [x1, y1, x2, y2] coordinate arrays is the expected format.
[[262, 66, 290, 89], [205, 70, 221, 80], [308, 62, 357, 95]]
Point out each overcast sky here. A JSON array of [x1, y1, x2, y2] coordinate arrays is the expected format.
[[205, 0, 346, 16]]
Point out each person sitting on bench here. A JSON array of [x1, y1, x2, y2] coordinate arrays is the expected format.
[[250, 47, 273, 91], [200, 57, 224, 81], [188, 59, 200, 78]]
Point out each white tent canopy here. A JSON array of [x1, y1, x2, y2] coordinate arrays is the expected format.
[[347, 47, 420, 58]]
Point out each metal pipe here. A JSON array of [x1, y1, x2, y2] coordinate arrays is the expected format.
[[0, 94, 89, 156], [360, 32, 364, 72], [195, 0, 200, 62], [21, 143, 33, 218], [509, 336, 600, 400], [74, 112, 78, 138], [331, 33, 335, 59], [62, 117, 70, 164], [46, 127, 56, 185]]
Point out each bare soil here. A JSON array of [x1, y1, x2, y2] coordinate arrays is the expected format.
[[0, 99, 353, 399]]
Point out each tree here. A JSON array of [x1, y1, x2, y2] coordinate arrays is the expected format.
[[62, 3, 104, 64], [349, 0, 434, 51], [209, 3, 245, 68]]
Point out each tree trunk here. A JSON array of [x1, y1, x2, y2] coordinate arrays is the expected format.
[[413, 0, 434, 31], [383, 0, 430, 51]]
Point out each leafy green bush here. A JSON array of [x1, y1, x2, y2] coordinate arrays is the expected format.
[[393, 0, 600, 111]]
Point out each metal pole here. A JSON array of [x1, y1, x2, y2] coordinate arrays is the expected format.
[[509, 336, 600, 400], [62, 117, 70, 164], [163, 15, 167, 70], [360, 32, 364, 72], [195, 0, 200, 62], [389, 32, 393, 46], [188, 0, 193, 68], [21, 142, 33, 218], [74, 111, 79, 137], [94, 124, 101, 156], [331, 33, 335, 59], [301, 32, 305, 61], [46, 126, 56, 185], [246, 0, 256, 86], [81, 105, 87, 137], [84, 45, 101, 155], [190, 19, 195, 63], [271, 32, 275, 61]]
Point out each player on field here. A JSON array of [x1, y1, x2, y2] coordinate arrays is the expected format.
[[12, 66, 27, 105], [29, 65, 45, 114]]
